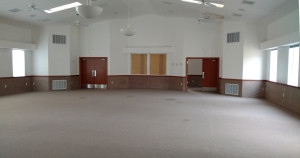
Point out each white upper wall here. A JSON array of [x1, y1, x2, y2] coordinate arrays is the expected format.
[[243, 23, 265, 80], [32, 27, 48, 76], [268, 10, 299, 40], [0, 23, 32, 43], [79, 15, 221, 76], [47, 25, 71, 76], [221, 21, 244, 79], [0, 48, 12, 77]]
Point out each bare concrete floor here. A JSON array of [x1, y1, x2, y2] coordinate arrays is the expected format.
[[0, 89, 300, 158]]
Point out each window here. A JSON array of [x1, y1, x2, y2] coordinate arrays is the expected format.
[[288, 45, 299, 86], [150, 54, 166, 75], [269, 50, 278, 82], [131, 54, 147, 74], [131, 54, 166, 75], [12, 50, 25, 77]]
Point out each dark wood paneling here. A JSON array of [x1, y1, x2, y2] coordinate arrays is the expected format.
[[0, 77, 33, 96], [187, 75, 202, 87], [266, 81, 300, 115], [219, 78, 243, 97], [107, 75, 185, 91]]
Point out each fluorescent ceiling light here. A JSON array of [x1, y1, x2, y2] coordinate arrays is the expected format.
[[210, 3, 224, 8], [181, 0, 202, 4], [44, 2, 82, 13]]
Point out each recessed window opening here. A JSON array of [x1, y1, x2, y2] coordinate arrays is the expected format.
[[12, 49, 25, 77], [269, 49, 278, 82], [288, 45, 299, 87], [131, 53, 166, 75]]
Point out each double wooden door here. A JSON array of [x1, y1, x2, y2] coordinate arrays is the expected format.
[[80, 57, 108, 88]]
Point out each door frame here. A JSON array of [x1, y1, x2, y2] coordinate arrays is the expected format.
[[79, 57, 108, 88], [185, 57, 219, 92]]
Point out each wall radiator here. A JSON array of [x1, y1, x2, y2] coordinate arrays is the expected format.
[[225, 83, 239, 95], [52, 80, 67, 90]]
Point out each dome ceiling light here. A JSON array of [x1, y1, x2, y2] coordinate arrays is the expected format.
[[120, 0, 135, 36], [76, 0, 103, 19]]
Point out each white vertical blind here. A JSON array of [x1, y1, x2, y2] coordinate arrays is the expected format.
[[288, 46, 299, 86], [12, 50, 25, 77]]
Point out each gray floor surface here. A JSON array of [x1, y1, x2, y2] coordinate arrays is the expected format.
[[0, 89, 300, 158]]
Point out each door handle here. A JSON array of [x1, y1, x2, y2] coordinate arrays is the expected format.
[[202, 72, 205, 79], [92, 70, 95, 77], [94, 70, 97, 77]]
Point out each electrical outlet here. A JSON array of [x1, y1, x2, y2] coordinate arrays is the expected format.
[[4, 85, 7, 88]]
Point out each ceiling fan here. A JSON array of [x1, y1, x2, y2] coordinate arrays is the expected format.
[[74, 14, 88, 27], [27, 0, 44, 17], [197, 12, 224, 24], [181, 0, 224, 8]]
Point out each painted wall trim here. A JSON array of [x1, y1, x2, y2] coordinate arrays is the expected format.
[[220, 78, 267, 82], [0, 40, 36, 50], [123, 46, 173, 54], [0, 75, 80, 79], [266, 81, 300, 89], [109, 75, 185, 78], [220, 78, 300, 89]]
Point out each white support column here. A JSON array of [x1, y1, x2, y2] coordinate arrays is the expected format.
[[147, 53, 150, 75]]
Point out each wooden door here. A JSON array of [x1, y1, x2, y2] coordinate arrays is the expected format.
[[202, 59, 219, 88], [80, 58, 95, 85], [94, 58, 108, 84]]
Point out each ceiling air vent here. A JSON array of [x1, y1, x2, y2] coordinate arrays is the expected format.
[[233, 13, 243, 17], [8, 8, 22, 13], [227, 32, 240, 43], [242, 0, 255, 5], [52, 34, 66, 44]]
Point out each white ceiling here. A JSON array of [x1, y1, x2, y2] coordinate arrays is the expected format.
[[0, 0, 294, 26]]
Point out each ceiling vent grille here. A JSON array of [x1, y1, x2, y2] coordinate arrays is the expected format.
[[8, 8, 22, 13], [52, 80, 67, 90], [233, 13, 243, 17], [227, 32, 240, 43], [225, 83, 239, 96], [52, 34, 66, 44], [242, 0, 255, 5]]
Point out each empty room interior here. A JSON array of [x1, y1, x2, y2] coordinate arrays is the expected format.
[[1, 0, 300, 157]]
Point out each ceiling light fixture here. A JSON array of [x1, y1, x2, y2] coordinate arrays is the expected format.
[[120, 0, 135, 36], [76, 0, 103, 19], [181, 0, 202, 4], [44, 2, 82, 13], [181, 0, 224, 8], [210, 3, 224, 8]]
